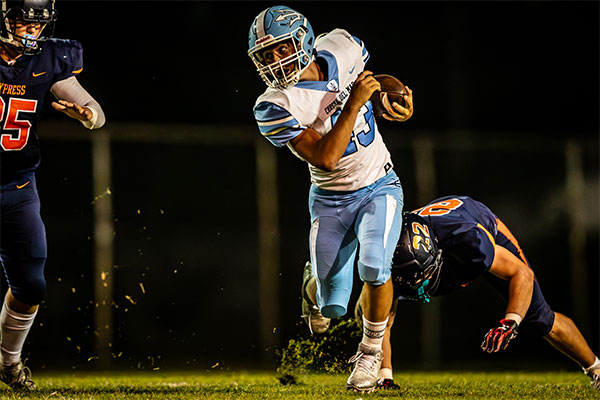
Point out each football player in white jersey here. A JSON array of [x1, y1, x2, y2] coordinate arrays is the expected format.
[[248, 5, 413, 392]]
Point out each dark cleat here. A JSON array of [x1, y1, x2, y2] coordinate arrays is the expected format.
[[0, 361, 37, 391]]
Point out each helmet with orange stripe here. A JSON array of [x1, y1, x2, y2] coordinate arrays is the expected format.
[[0, 0, 57, 55], [392, 213, 443, 303]]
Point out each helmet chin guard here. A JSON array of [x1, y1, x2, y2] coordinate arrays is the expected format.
[[248, 5, 315, 89], [0, 0, 57, 55], [392, 213, 443, 303]]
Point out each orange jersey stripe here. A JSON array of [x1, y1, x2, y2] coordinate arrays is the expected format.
[[476, 223, 496, 247], [496, 218, 529, 266], [72, 67, 83, 74]]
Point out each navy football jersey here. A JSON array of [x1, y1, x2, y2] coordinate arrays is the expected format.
[[411, 195, 515, 296], [0, 38, 83, 183]]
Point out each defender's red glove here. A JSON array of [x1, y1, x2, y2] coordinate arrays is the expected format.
[[481, 318, 519, 353]]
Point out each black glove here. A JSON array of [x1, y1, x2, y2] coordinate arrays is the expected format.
[[481, 318, 518, 353]]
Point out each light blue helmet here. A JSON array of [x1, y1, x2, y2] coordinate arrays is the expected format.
[[248, 5, 315, 89]]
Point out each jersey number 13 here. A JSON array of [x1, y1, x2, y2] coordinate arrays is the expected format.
[[330, 101, 376, 157]]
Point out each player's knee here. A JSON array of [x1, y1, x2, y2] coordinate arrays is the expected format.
[[547, 311, 571, 337], [12, 276, 46, 306], [527, 310, 556, 337], [357, 259, 388, 285], [322, 304, 346, 318], [30, 241, 47, 260]]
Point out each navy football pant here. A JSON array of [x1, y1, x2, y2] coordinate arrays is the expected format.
[[0, 172, 47, 306]]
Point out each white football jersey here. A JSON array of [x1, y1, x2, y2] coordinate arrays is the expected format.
[[253, 29, 393, 191]]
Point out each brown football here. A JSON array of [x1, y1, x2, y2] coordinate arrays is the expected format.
[[369, 74, 407, 119]]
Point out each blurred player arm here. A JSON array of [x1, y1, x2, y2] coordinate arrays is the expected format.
[[290, 71, 380, 171], [50, 76, 106, 130], [382, 86, 413, 122]]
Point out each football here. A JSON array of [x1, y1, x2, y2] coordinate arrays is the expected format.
[[369, 74, 408, 119]]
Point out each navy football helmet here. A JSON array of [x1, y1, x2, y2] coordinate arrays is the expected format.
[[392, 212, 443, 303], [0, 0, 57, 55], [248, 5, 315, 89]]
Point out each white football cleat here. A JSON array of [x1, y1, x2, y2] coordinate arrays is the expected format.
[[301, 261, 330, 334], [345, 342, 383, 393]]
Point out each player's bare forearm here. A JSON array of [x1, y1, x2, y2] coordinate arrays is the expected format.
[[490, 245, 534, 319], [291, 71, 380, 171], [483, 246, 533, 353], [309, 103, 360, 169], [505, 265, 534, 319], [291, 112, 357, 171]]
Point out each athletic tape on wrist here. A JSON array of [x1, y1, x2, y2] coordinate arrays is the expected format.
[[504, 312, 522, 326]]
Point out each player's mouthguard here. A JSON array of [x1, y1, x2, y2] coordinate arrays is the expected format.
[[22, 34, 37, 48]]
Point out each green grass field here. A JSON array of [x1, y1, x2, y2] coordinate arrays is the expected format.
[[0, 371, 595, 400]]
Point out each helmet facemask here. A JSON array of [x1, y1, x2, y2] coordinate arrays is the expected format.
[[249, 27, 312, 89], [393, 249, 443, 303], [1, 1, 57, 55], [248, 6, 315, 90]]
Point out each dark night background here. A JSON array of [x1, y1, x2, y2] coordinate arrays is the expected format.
[[13, 0, 599, 373]]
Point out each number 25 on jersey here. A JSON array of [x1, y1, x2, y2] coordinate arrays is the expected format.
[[0, 97, 37, 151]]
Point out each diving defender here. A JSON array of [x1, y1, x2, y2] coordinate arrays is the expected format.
[[0, 0, 105, 390], [248, 5, 413, 392], [355, 196, 600, 391]]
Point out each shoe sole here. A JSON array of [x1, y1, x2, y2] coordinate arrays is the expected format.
[[345, 383, 376, 393]]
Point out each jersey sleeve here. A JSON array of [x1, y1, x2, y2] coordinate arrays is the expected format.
[[253, 101, 307, 147], [446, 224, 496, 271], [351, 35, 370, 65], [51, 39, 84, 83]]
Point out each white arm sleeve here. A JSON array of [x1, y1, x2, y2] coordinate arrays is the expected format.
[[50, 76, 106, 129]]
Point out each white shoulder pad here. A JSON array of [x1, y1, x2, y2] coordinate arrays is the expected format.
[[315, 29, 363, 61]]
